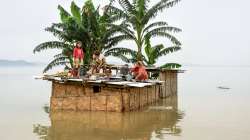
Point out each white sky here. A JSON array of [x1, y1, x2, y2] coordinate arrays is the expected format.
[[0, 0, 249, 66]]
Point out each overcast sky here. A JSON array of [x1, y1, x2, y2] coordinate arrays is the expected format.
[[0, 0, 249, 66]]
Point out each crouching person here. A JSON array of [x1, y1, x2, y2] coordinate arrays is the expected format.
[[89, 50, 106, 74], [131, 61, 148, 81]]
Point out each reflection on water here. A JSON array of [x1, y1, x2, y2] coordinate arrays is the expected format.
[[33, 95, 184, 140]]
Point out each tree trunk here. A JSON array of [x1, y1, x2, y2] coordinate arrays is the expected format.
[[136, 28, 143, 62], [137, 48, 142, 61]]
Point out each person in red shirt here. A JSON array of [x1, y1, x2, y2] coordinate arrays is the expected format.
[[131, 61, 148, 81], [72, 41, 84, 77]]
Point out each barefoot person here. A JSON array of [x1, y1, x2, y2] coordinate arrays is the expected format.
[[89, 50, 106, 74], [131, 61, 148, 81], [72, 41, 84, 77]]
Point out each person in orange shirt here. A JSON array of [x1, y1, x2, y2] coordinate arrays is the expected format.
[[131, 61, 148, 81]]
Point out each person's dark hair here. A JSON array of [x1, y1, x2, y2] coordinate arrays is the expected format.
[[94, 50, 100, 56], [76, 41, 82, 47]]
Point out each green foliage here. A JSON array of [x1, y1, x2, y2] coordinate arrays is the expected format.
[[144, 36, 181, 68], [70, 2, 81, 24], [58, 5, 70, 23], [43, 56, 69, 73], [160, 63, 182, 69], [33, 41, 71, 53], [105, 0, 182, 61], [33, 0, 182, 73], [104, 47, 139, 63], [33, 0, 118, 72], [109, 35, 182, 70]]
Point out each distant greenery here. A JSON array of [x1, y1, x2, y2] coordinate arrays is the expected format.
[[33, 0, 182, 72], [0, 59, 37, 66]]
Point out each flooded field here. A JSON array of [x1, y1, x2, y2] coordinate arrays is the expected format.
[[0, 66, 250, 140]]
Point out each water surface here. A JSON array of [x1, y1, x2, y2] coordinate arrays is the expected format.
[[0, 66, 250, 140]]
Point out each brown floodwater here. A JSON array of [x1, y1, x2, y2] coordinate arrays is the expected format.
[[33, 96, 182, 140], [0, 66, 250, 140]]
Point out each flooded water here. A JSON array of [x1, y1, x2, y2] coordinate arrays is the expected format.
[[0, 66, 250, 140]]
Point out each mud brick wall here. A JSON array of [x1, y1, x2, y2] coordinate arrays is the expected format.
[[91, 95, 107, 111], [159, 70, 178, 98], [77, 96, 91, 111], [50, 81, 161, 112], [52, 82, 85, 97]]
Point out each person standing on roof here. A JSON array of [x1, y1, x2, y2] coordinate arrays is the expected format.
[[72, 41, 84, 77]]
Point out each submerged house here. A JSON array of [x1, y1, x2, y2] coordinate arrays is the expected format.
[[44, 69, 182, 112]]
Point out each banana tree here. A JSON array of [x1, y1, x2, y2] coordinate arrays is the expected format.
[[33, 0, 116, 73], [105, 0, 182, 61], [105, 36, 181, 69], [144, 36, 181, 69], [105, 36, 181, 79]]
